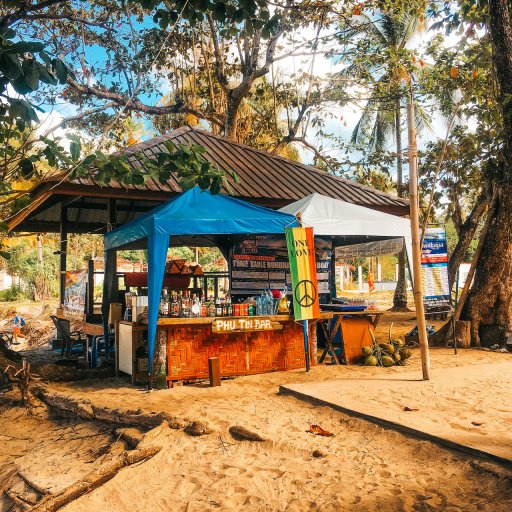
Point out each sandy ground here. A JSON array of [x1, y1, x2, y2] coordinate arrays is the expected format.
[[16, 348, 506, 512], [1, 300, 511, 511], [0, 401, 114, 511], [282, 355, 512, 461]]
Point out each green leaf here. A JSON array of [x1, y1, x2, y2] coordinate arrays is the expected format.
[[11, 75, 32, 95], [0, 52, 22, 80], [81, 154, 96, 166], [210, 176, 222, 195], [37, 63, 57, 85], [22, 59, 39, 90], [53, 59, 68, 84], [19, 158, 35, 178], [0, 28, 16, 40], [8, 41, 45, 54], [70, 141, 80, 161]]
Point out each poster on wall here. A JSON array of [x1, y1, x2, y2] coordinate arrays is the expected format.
[[421, 226, 451, 310], [230, 235, 331, 296], [64, 270, 88, 318]]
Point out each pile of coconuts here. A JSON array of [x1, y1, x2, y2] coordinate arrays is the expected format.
[[362, 325, 412, 367]]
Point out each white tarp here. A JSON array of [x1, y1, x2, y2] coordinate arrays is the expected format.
[[279, 193, 414, 280]]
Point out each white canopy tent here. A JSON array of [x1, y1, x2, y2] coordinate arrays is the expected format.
[[279, 193, 414, 282]]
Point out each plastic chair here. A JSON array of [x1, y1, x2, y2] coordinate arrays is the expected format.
[[50, 316, 86, 358], [88, 330, 115, 368]]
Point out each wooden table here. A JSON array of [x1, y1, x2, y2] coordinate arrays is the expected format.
[[319, 310, 385, 365]]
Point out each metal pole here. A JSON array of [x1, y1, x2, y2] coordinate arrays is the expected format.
[[302, 319, 310, 372], [407, 86, 431, 381]]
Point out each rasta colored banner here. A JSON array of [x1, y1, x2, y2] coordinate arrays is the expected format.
[[285, 227, 320, 321]]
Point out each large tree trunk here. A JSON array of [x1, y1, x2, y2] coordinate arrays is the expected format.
[[448, 194, 487, 289], [392, 96, 409, 311], [463, 0, 512, 346]]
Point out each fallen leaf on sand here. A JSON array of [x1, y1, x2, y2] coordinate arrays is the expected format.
[[404, 406, 419, 412], [471, 421, 483, 427], [308, 425, 334, 437]]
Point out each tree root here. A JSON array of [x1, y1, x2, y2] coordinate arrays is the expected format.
[[27, 446, 161, 512], [4, 490, 35, 510], [17, 470, 51, 495], [229, 425, 265, 442], [32, 385, 185, 429]]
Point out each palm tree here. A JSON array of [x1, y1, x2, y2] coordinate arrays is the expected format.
[[339, 10, 430, 310]]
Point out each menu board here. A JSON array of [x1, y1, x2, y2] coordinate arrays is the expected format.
[[421, 226, 450, 310], [231, 235, 331, 296]]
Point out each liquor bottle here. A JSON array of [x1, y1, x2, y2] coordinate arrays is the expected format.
[[208, 297, 216, 317], [248, 303, 255, 316], [191, 294, 201, 317], [160, 289, 169, 317], [221, 297, 227, 317], [226, 293, 233, 316], [170, 292, 180, 317], [215, 297, 222, 317], [200, 295, 207, 317], [181, 290, 191, 318]]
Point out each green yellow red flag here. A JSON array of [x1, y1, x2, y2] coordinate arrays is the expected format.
[[285, 227, 320, 321]]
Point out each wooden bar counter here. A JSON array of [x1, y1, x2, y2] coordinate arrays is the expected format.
[[155, 313, 332, 384]]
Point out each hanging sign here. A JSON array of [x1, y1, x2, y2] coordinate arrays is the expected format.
[[285, 227, 320, 321], [212, 317, 283, 333], [421, 226, 451, 310]]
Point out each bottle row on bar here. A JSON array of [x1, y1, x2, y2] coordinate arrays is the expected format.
[[159, 289, 282, 319]]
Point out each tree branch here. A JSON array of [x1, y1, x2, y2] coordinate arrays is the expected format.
[[0, 0, 68, 27], [66, 79, 224, 128], [22, 13, 115, 30]]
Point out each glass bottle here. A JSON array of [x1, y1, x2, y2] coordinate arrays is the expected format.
[[170, 292, 179, 317], [215, 296, 223, 317], [191, 294, 201, 317], [181, 291, 190, 318], [226, 293, 233, 316], [208, 297, 216, 317], [160, 289, 169, 317]]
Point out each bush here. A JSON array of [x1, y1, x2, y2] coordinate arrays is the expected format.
[[0, 285, 27, 302]]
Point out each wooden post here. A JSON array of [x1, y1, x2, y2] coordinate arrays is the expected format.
[[107, 197, 117, 231], [59, 205, 68, 307], [407, 88, 431, 381], [208, 357, 221, 386], [454, 320, 471, 348], [86, 259, 94, 319]]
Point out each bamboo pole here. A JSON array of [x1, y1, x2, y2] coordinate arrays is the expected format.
[[406, 90, 431, 381]]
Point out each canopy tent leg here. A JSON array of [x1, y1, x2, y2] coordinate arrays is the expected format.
[[147, 234, 170, 387]]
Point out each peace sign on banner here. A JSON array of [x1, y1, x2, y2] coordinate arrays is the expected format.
[[286, 227, 320, 321]]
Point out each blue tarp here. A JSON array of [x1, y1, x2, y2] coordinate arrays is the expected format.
[[103, 187, 298, 377]]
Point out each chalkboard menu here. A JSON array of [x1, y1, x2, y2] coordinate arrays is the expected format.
[[230, 235, 331, 296]]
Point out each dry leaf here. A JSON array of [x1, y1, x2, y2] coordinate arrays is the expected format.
[[404, 406, 419, 412], [471, 421, 483, 427], [308, 425, 334, 437]]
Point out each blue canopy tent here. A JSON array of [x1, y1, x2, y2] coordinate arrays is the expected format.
[[102, 186, 298, 379]]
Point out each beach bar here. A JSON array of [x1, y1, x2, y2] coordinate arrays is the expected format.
[[102, 187, 333, 386]]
